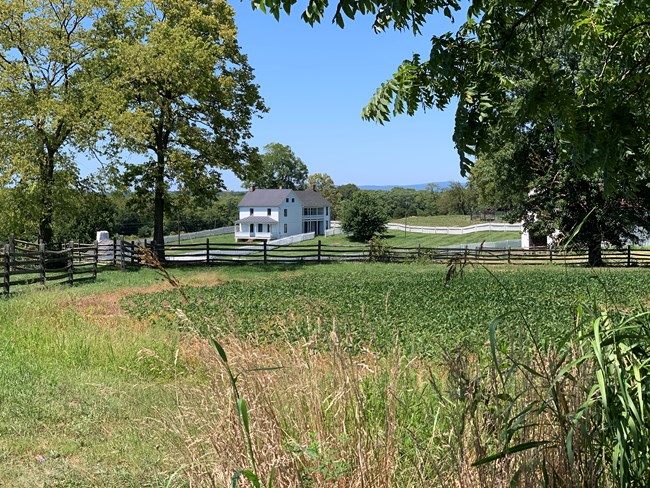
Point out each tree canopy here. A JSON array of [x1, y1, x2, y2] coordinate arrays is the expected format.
[[0, 0, 109, 243], [244, 142, 308, 190], [308, 173, 341, 216], [105, 0, 267, 251], [251, 0, 649, 179], [340, 191, 388, 241]]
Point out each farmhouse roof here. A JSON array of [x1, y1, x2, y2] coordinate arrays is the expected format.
[[238, 189, 292, 207], [238, 188, 331, 207], [294, 190, 331, 207], [235, 216, 279, 224]]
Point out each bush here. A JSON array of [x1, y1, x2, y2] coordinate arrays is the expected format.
[[340, 192, 388, 242]]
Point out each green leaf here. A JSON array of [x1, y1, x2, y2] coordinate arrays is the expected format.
[[238, 398, 251, 436], [210, 337, 228, 364], [473, 441, 550, 466]]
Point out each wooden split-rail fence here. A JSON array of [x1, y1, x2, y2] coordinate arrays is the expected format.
[[2, 237, 98, 294], [108, 237, 650, 268], [3, 235, 648, 294]]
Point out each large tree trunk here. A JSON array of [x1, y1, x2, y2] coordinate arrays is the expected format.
[[588, 239, 603, 267], [153, 150, 166, 261], [38, 148, 56, 245]]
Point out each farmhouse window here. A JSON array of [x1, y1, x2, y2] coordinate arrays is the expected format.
[[326, 207, 329, 215], [284, 209, 287, 217], [250, 208, 253, 215], [258, 224, 263, 232], [267, 208, 271, 216], [286, 198, 289, 202], [284, 224, 287, 233], [267, 224, 270, 232], [291, 198, 295, 203]]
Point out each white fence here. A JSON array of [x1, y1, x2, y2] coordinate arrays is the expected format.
[[325, 227, 346, 237], [386, 222, 523, 235], [439, 239, 522, 250], [134, 226, 235, 245], [268, 232, 315, 246]]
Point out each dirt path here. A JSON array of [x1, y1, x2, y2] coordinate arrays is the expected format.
[[68, 270, 228, 326]]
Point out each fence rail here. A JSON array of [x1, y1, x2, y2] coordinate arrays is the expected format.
[[106, 237, 650, 268], [2, 236, 98, 294], [385, 222, 523, 234]]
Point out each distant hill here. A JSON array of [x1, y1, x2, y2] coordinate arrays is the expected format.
[[357, 181, 461, 191]]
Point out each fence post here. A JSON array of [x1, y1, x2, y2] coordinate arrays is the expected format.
[[549, 248, 553, 264], [67, 241, 74, 286], [507, 247, 511, 264], [206, 238, 210, 265], [93, 242, 98, 280], [263, 240, 268, 265], [113, 237, 117, 267], [3, 244, 9, 295], [464, 245, 468, 264], [130, 241, 135, 266], [9, 234, 15, 272], [120, 235, 126, 271], [39, 241, 46, 285], [627, 245, 631, 267], [417, 244, 421, 259], [318, 240, 322, 263]]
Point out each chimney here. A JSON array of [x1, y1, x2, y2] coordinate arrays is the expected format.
[[249, 184, 255, 192]]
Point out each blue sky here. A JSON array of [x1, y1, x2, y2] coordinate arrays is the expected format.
[[223, 2, 464, 189]]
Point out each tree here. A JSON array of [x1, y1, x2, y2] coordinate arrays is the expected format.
[[252, 0, 649, 182], [0, 0, 109, 243], [337, 183, 360, 201], [308, 173, 341, 217], [340, 191, 388, 241], [455, 18, 650, 266], [245, 143, 308, 190], [471, 125, 650, 266], [106, 0, 266, 255]]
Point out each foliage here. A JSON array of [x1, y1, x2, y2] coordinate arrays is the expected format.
[[244, 142, 308, 190], [0, 0, 110, 243], [472, 302, 650, 486], [470, 124, 650, 265], [105, 0, 267, 248], [336, 183, 359, 201], [250, 0, 650, 187], [340, 191, 388, 241], [124, 266, 650, 358], [308, 173, 340, 217], [434, 182, 477, 215]]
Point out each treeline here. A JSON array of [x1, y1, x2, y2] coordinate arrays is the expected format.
[[333, 182, 483, 220], [0, 179, 489, 243], [0, 187, 243, 243]]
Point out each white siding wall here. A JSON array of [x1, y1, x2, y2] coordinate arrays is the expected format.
[[238, 206, 280, 221], [278, 191, 303, 237]]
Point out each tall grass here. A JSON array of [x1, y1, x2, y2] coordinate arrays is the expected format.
[[153, 267, 650, 486]]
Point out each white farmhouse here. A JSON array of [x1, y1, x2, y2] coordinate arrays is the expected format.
[[235, 186, 332, 241]]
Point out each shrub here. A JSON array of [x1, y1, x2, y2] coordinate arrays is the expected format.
[[340, 191, 388, 242]]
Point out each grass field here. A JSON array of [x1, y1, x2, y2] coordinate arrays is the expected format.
[[314, 229, 521, 247], [2, 263, 649, 485], [390, 214, 506, 227]]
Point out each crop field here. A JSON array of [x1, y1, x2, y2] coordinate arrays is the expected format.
[[2, 263, 650, 486], [125, 264, 650, 357]]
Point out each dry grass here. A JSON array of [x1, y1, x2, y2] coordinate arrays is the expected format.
[[164, 335, 398, 487], [152, 329, 607, 488]]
